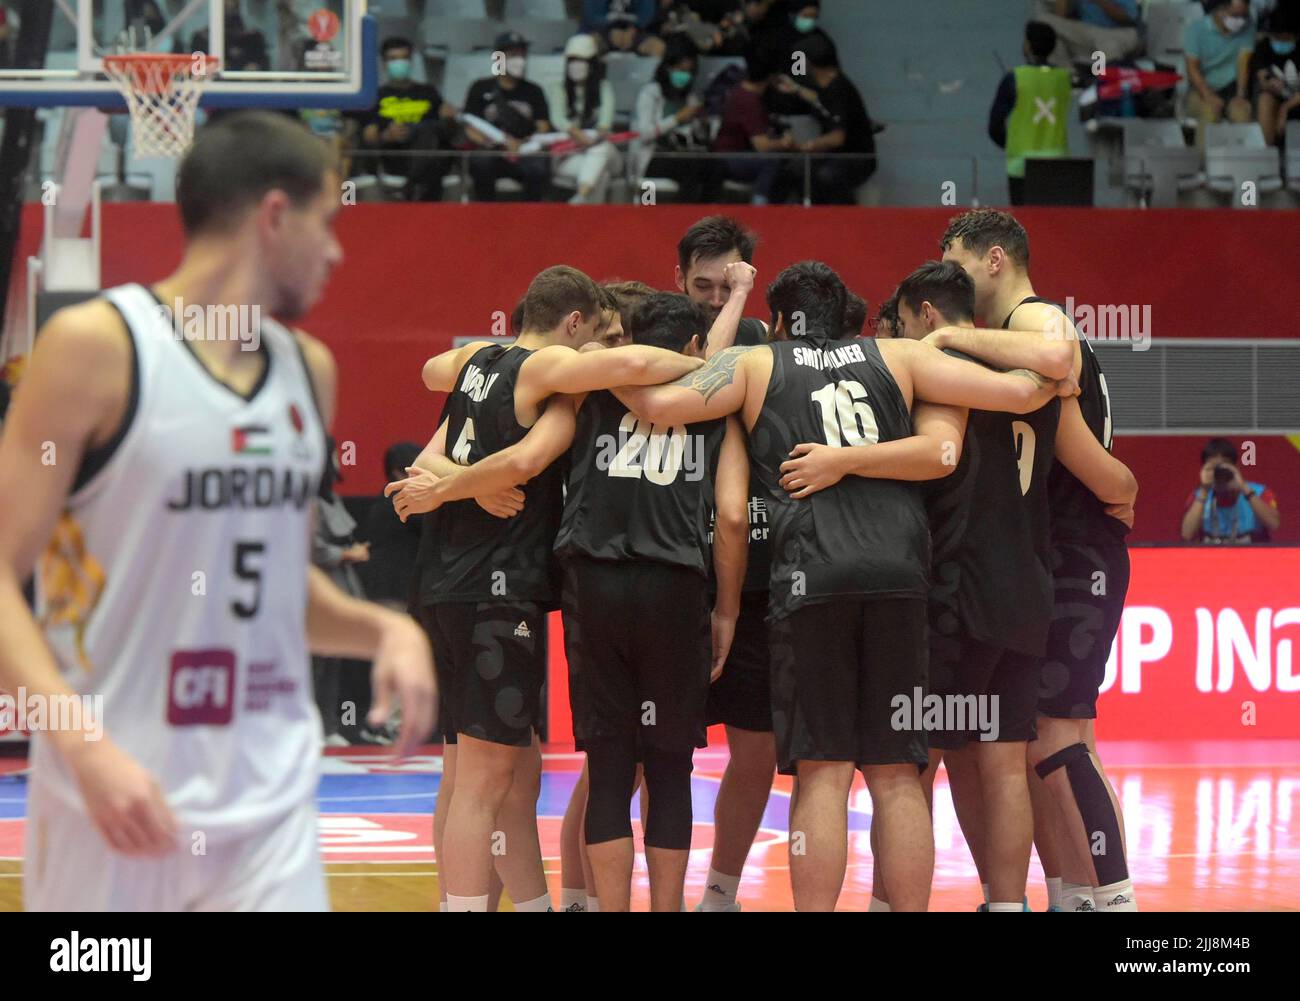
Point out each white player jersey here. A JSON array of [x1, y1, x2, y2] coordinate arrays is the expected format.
[[32, 283, 328, 843]]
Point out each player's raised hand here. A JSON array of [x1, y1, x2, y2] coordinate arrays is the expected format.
[[710, 608, 737, 681], [780, 442, 847, 499], [368, 613, 437, 760], [724, 261, 757, 294], [69, 738, 178, 857]]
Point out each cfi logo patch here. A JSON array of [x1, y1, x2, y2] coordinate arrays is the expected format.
[[514, 620, 531, 638]]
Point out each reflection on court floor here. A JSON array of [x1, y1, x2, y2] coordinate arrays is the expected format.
[[1, 741, 1297, 911]]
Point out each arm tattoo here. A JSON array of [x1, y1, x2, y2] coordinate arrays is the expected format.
[[672, 346, 751, 401], [1006, 367, 1050, 389]]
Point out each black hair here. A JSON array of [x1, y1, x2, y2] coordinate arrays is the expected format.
[[381, 36, 414, 58], [941, 207, 1031, 269], [1025, 21, 1057, 63], [627, 292, 710, 352], [895, 260, 977, 326], [177, 111, 334, 237], [842, 291, 867, 338], [1201, 437, 1238, 463], [802, 32, 837, 70], [654, 33, 700, 98], [874, 293, 901, 337], [766, 261, 847, 339], [744, 44, 779, 82], [384, 441, 422, 481], [677, 215, 758, 273]]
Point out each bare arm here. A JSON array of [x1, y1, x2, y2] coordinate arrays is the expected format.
[[1181, 487, 1208, 541], [1247, 490, 1281, 534], [305, 565, 435, 757], [614, 345, 755, 426], [778, 402, 968, 498], [704, 262, 758, 358], [1053, 397, 1137, 506], [422, 342, 494, 393], [927, 325, 1075, 381], [412, 418, 463, 478], [904, 339, 1065, 414], [387, 396, 578, 521], [1186, 56, 1215, 103], [709, 417, 750, 679], [517, 344, 704, 410]]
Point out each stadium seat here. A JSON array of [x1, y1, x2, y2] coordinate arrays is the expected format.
[[1121, 118, 1201, 207], [1203, 123, 1284, 206], [374, 15, 421, 48], [420, 18, 502, 55], [507, 19, 584, 54], [1286, 122, 1300, 192], [604, 54, 657, 119], [425, 0, 490, 16], [504, 0, 569, 18], [1143, 0, 1201, 63]]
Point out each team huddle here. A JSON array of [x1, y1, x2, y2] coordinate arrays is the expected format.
[[0, 112, 1138, 913]]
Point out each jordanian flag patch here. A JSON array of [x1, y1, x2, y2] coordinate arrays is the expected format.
[[232, 424, 273, 456]]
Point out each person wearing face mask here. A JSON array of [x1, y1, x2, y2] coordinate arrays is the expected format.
[[633, 35, 722, 202], [546, 34, 623, 204], [356, 37, 458, 201], [767, 1, 839, 115], [1185, 0, 1257, 138], [1249, 4, 1300, 144], [463, 32, 554, 202]]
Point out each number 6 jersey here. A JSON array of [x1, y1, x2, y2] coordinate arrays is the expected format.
[[31, 283, 327, 842], [749, 335, 928, 617]]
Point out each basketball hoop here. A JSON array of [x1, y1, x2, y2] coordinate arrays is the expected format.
[[102, 53, 220, 159]]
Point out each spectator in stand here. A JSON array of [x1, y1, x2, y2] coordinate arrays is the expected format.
[[647, 0, 740, 54], [989, 21, 1071, 205], [193, 0, 268, 72], [357, 443, 424, 612], [1249, 2, 1300, 144], [773, 33, 876, 203], [1181, 438, 1281, 543], [355, 37, 459, 201], [634, 35, 723, 201], [463, 31, 553, 202], [713, 47, 797, 203], [583, 0, 657, 32], [714, 0, 790, 57], [603, 10, 663, 54], [547, 34, 623, 204], [1185, 0, 1257, 136], [1030, 0, 1142, 68], [766, 1, 839, 114]]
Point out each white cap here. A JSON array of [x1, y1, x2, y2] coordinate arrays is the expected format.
[[564, 33, 600, 60]]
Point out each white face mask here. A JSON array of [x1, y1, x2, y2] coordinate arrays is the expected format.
[[1222, 15, 1248, 33], [567, 60, 590, 83], [505, 56, 527, 78]]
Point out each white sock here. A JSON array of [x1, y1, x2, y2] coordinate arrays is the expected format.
[[561, 888, 587, 912], [446, 894, 490, 912], [699, 868, 741, 911], [439, 901, 448, 913], [512, 893, 552, 912], [869, 897, 891, 912], [1046, 876, 1063, 909], [1093, 879, 1138, 912], [988, 901, 1022, 912], [981, 883, 990, 904], [1061, 881, 1095, 912], [586, 896, 601, 912]]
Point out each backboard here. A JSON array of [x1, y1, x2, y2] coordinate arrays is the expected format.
[[0, 1, 376, 109]]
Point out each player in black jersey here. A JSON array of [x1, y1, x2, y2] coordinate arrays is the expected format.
[[387, 266, 704, 912], [398, 290, 751, 911], [674, 217, 776, 912], [618, 261, 1076, 911], [935, 208, 1141, 912]]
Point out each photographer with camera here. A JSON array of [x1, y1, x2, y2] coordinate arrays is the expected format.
[[1181, 437, 1281, 543]]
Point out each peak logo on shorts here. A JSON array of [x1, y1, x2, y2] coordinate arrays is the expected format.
[[168, 649, 235, 726], [514, 621, 532, 638]]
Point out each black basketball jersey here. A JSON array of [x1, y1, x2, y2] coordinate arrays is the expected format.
[[711, 316, 771, 593], [1003, 297, 1127, 545], [749, 335, 929, 617], [926, 349, 1060, 656], [418, 344, 565, 607], [554, 390, 726, 575]]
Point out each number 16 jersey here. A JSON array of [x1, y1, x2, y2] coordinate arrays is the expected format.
[[749, 335, 929, 617]]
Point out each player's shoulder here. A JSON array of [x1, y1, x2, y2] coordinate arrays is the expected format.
[[293, 328, 336, 375], [1009, 300, 1076, 338], [34, 297, 132, 369]]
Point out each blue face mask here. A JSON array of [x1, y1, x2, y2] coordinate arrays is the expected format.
[[794, 16, 817, 33], [386, 58, 412, 81], [1272, 39, 1296, 56], [669, 69, 694, 90]]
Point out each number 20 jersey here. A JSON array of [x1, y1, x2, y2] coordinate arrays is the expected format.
[[31, 283, 327, 842], [749, 335, 929, 617]]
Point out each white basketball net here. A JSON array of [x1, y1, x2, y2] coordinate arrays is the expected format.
[[102, 54, 219, 159]]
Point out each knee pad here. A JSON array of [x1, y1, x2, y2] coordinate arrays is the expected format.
[[1034, 742, 1129, 885], [640, 747, 695, 851], [584, 735, 639, 846]]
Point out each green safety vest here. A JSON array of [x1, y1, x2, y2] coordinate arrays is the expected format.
[[1006, 65, 1071, 179]]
